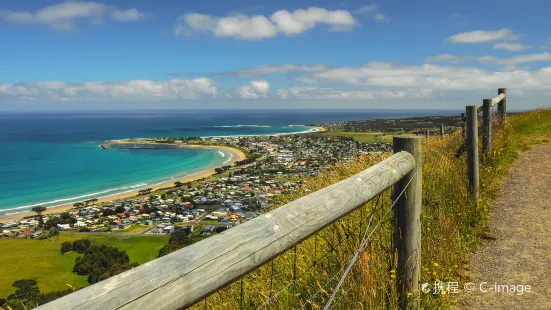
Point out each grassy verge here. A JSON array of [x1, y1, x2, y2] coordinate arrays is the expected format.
[[116, 224, 149, 234], [0, 234, 168, 295], [311, 131, 398, 143]]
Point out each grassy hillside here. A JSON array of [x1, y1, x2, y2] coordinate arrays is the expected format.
[[310, 131, 397, 143], [0, 234, 167, 296], [194, 109, 551, 309]]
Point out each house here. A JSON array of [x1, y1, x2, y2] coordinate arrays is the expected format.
[[163, 225, 175, 234], [57, 224, 71, 230], [75, 221, 87, 228]]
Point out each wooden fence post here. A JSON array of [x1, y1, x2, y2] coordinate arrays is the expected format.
[[393, 136, 422, 310], [466, 106, 479, 202], [498, 88, 507, 125], [482, 99, 492, 157], [440, 124, 445, 138]]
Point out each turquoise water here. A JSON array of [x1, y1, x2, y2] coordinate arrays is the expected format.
[[0, 111, 316, 215], [0, 109, 460, 215]]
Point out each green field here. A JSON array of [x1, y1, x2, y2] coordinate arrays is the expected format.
[[116, 224, 149, 234], [0, 234, 168, 296], [312, 131, 398, 143]]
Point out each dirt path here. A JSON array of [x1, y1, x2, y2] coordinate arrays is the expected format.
[[459, 143, 551, 309]]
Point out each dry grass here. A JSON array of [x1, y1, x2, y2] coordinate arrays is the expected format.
[[192, 109, 551, 310]]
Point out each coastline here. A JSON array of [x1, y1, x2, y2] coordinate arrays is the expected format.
[[0, 145, 245, 223]]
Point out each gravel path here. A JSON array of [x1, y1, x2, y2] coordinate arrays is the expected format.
[[459, 143, 551, 309]]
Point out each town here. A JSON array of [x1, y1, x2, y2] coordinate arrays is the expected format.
[[1, 132, 392, 242]]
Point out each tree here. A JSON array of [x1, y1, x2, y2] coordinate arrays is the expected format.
[[102, 208, 115, 216], [73, 245, 136, 284], [174, 181, 183, 187], [31, 206, 47, 227], [114, 206, 126, 214], [61, 241, 73, 254], [31, 206, 46, 217], [214, 167, 224, 174], [73, 202, 84, 208], [8, 279, 40, 301], [72, 239, 91, 254]]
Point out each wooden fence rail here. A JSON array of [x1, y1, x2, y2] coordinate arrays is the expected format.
[[38, 151, 417, 310], [37, 88, 508, 310]]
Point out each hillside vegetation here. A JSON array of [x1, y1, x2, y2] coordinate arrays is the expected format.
[[195, 109, 551, 309], [0, 234, 167, 296]]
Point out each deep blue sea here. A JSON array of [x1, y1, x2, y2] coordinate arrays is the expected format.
[[0, 109, 460, 215]]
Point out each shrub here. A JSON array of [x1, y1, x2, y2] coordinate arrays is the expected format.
[[72, 239, 91, 254], [60, 241, 73, 254]]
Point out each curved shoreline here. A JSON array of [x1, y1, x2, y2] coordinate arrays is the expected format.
[[0, 145, 246, 223]]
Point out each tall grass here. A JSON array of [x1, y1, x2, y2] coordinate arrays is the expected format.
[[193, 109, 551, 310]]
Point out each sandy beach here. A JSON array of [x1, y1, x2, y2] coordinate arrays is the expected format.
[[0, 145, 245, 223]]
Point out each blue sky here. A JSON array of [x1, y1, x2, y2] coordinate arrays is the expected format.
[[1, 0, 550, 110]]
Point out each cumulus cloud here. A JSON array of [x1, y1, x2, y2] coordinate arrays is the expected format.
[[425, 52, 551, 69], [447, 28, 520, 44], [173, 7, 357, 40], [276, 87, 432, 100], [0, 78, 217, 101], [0, 1, 148, 31], [493, 42, 531, 52], [237, 80, 270, 99], [219, 64, 330, 77], [7, 62, 551, 103], [425, 54, 474, 64], [259, 62, 551, 91]]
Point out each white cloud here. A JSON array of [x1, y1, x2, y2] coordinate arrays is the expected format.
[[447, 28, 520, 44], [0, 78, 217, 101], [276, 87, 432, 100], [6, 63, 551, 103], [493, 42, 531, 52], [174, 7, 357, 40], [374, 13, 389, 22], [0, 1, 148, 31], [354, 4, 378, 14], [425, 54, 474, 64], [478, 52, 551, 66], [353, 4, 389, 22], [222, 64, 330, 77], [110, 8, 147, 22], [295, 76, 317, 83], [237, 80, 270, 99], [280, 62, 551, 91], [426, 52, 551, 69]]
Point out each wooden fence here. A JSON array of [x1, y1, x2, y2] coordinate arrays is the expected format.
[[37, 142, 422, 310], [37, 88, 507, 310]]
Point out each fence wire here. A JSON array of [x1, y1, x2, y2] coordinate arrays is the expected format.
[[190, 110, 509, 310]]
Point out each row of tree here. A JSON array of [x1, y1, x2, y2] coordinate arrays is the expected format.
[[73, 245, 138, 284], [61, 239, 92, 254], [0, 279, 73, 310]]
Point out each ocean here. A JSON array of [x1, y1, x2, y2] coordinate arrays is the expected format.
[[0, 109, 460, 215]]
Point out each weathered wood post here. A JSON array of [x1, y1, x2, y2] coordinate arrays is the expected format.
[[498, 88, 507, 125], [440, 124, 445, 138], [482, 99, 492, 157], [393, 136, 422, 310], [466, 106, 479, 202]]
